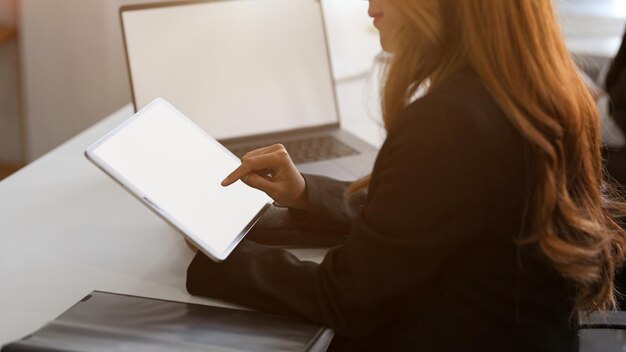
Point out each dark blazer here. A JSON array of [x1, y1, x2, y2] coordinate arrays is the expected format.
[[186, 69, 578, 351], [603, 27, 626, 306], [603, 28, 626, 185], [606, 29, 626, 134]]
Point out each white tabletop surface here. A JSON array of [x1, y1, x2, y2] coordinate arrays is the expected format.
[[0, 103, 370, 344], [0, 67, 386, 344]]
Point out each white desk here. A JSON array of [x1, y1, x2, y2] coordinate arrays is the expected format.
[[0, 78, 385, 344], [0, 105, 218, 343]]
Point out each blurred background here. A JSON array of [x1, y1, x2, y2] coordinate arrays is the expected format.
[[0, 0, 625, 180]]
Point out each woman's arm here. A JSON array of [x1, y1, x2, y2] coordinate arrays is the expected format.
[[288, 174, 366, 232], [245, 174, 366, 246], [187, 102, 492, 337], [221, 143, 368, 239]]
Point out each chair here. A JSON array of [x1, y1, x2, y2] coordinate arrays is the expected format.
[[579, 311, 626, 351]]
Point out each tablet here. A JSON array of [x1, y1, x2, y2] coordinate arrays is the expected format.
[[85, 98, 272, 261]]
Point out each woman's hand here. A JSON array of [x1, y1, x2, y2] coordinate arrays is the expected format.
[[221, 144, 308, 210]]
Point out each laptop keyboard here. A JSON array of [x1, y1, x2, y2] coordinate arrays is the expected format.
[[228, 136, 360, 164]]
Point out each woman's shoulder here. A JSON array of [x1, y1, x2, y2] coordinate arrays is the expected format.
[[394, 70, 503, 129], [375, 69, 528, 208], [388, 69, 524, 158]]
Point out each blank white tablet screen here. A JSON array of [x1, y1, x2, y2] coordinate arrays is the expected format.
[[89, 99, 272, 257]]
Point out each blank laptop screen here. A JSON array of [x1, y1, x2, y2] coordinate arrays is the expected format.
[[121, 0, 339, 140]]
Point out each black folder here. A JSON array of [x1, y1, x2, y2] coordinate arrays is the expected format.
[[1, 291, 333, 352]]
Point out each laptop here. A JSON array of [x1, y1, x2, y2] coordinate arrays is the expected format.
[[119, 0, 378, 181]]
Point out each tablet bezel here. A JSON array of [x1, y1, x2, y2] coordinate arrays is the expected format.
[[85, 98, 272, 262]]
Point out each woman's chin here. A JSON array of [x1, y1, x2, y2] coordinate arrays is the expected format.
[[380, 39, 395, 54]]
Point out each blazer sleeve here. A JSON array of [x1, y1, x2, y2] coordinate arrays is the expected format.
[[242, 174, 366, 247], [186, 104, 488, 338], [288, 174, 366, 233]]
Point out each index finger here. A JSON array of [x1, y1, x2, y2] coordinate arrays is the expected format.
[[222, 153, 281, 187], [221, 163, 253, 187]]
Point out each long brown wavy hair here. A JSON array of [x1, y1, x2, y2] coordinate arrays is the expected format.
[[348, 0, 626, 313]]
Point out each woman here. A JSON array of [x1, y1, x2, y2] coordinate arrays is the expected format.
[[186, 0, 626, 350]]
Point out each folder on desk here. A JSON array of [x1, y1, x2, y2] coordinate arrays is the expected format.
[[1, 291, 333, 352]]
